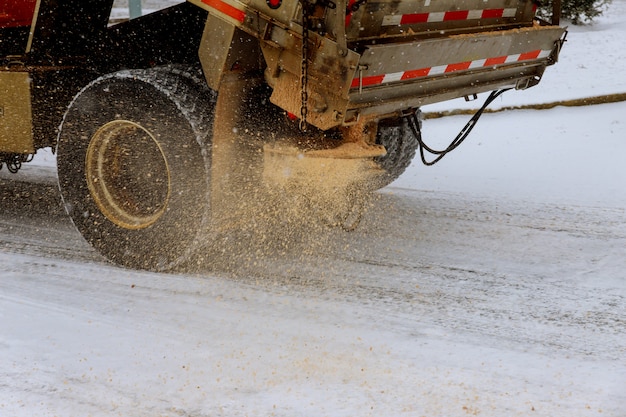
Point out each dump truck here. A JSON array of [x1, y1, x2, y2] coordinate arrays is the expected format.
[[0, 0, 566, 270]]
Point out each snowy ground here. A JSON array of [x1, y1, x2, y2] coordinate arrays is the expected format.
[[1, 2, 626, 417]]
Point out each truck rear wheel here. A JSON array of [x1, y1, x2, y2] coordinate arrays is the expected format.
[[57, 68, 216, 271], [373, 116, 419, 190]]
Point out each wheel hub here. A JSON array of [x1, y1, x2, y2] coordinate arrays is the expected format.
[[85, 120, 171, 230]]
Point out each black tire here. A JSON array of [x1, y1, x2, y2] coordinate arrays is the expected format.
[[151, 64, 208, 89], [57, 68, 216, 271], [372, 116, 420, 190]]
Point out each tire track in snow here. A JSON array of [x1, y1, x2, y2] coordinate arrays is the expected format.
[[2, 169, 625, 366]]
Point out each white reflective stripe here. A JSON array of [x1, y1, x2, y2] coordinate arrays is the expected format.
[[506, 53, 521, 63], [429, 65, 447, 75], [427, 12, 445, 22], [503, 8, 517, 17], [469, 58, 487, 69], [382, 15, 402, 26], [383, 72, 405, 83], [538, 50, 552, 59], [467, 9, 483, 19]]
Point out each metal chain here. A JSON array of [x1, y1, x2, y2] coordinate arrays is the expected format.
[[0, 152, 33, 174], [299, 0, 311, 132]]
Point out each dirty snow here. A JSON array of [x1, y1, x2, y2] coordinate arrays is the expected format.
[[1, 2, 626, 417]]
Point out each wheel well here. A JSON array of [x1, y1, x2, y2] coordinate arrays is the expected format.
[[25, 2, 210, 152], [101, 3, 208, 73]]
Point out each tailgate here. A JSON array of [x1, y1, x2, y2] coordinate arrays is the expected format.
[[346, 25, 566, 119]]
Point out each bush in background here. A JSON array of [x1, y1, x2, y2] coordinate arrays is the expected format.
[[537, 0, 612, 24]]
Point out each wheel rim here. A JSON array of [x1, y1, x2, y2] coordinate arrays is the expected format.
[[86, 120, 171, 230]]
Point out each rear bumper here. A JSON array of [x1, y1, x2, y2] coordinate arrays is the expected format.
[[263, 23, 566, 129], [346, 25, 567, 121]]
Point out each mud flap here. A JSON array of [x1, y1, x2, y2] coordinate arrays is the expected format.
[[198, 13, 261, 92], [210, 73, 263, 230], [0, 72, 34, 154]]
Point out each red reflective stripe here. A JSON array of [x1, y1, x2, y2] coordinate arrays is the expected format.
[[346, 0, 357, 26], [444, 10, 469, 21], [202, 0, 245, 23], [401, 13, 429, 25], [386, 8, 518, 25], [485, 56, 507, 66], [518, 50, 541, 61], [401, 68, 430, 80], [445, 61, 472, 73], [352, 49, 550, 89], [351, 75, 385, 89], [481, 8, 504, 18]]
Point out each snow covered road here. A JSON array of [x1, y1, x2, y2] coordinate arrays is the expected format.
[[2, 102, 625, 416], [2, 1, 626, 413]]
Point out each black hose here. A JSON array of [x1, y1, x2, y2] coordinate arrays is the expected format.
[[408, 89, 511, 166]]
